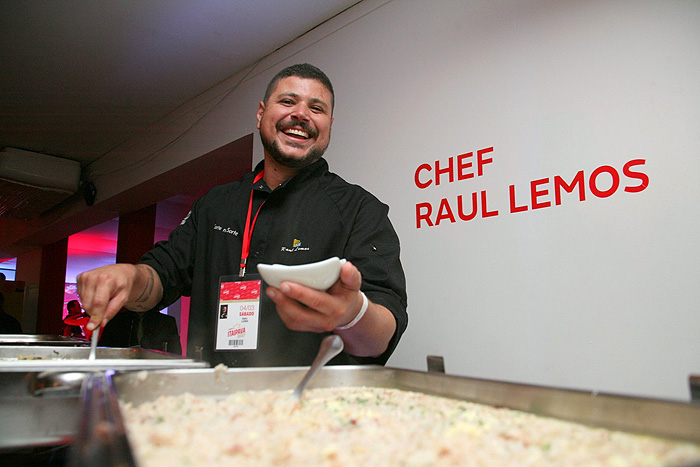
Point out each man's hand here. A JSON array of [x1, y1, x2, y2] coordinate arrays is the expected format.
[[76, 264, 162, 330], [264, 261, 396, 357]]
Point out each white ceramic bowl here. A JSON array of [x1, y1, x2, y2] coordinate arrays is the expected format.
[[257, 257, 347, 291]]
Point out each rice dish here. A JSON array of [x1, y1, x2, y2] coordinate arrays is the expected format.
[[121, 386, 700, 466]]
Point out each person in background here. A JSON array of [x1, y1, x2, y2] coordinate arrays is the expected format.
[[63, 299, 91, 339], [0, 292, 22, 334], [98, 309, 182, 354], [77, 63, 408, 367]]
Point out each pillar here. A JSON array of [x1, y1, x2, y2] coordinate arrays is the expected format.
[[116, 205, 157, 264], [35, 238, 68, 335]]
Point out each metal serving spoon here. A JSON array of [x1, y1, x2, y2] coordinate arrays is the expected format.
[[292, 334, 344, 400], [88, 328, 99, 361]]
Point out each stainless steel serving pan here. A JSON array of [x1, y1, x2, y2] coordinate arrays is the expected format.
[[0, 345, 208, 371], [0, 334, 89, 346], [0, 347, 207, 451], [0, 371, 82, 451], [67, 365, 700, 466], [110, 365, 700, 444]]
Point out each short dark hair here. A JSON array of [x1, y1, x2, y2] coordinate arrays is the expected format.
[[67, 300, 80, 310], [263, 63, 335, 112]]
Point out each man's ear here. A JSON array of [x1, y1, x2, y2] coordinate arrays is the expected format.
[[256, 101, 265, 129]]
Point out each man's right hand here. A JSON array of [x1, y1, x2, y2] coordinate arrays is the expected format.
[[76, 263, 162, 330]]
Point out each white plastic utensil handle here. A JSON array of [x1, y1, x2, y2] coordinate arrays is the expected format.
[[335, 292, 368, 330]]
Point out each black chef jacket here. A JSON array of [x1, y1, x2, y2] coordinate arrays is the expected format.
[[140, 157, 408, 367]]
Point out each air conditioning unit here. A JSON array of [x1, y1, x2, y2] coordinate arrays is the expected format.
[[0, 147, 81, 220]]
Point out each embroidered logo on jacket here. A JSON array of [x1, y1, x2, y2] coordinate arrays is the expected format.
[[281, 238, 309, 252], [214, 224, 239, 236]]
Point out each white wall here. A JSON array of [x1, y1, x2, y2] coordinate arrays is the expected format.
[[90, 0, 700, 400]]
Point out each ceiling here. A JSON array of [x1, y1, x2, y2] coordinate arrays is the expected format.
[[0, 0, 359, 164], [0, 0, 360, 276]]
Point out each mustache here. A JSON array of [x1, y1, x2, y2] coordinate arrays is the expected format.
[[276, 120, 318, 138]]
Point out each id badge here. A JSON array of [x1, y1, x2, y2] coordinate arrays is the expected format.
[[215, 274, 261, 351]]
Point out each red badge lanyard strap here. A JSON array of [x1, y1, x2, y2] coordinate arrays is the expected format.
[[239, 170, 266, 277]]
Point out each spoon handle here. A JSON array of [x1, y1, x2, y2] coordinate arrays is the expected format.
[[292, 334, 344, 400], [88, 328, 99, 360]]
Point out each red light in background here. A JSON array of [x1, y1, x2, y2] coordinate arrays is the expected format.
[[67, 232, 117, 255]]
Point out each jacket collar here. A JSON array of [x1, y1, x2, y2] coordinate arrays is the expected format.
[[252, 157, 329, 191]]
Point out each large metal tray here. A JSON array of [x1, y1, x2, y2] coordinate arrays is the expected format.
[[0, 347, 208, 452], [65, 365, 700, 466], [0, 345, 208, 371], [0, 334, 89, 346], [111, 365, 700, 444], [0, 371, 83, 451]]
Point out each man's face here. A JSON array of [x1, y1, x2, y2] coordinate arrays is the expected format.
[[257, 76, 334, 169]]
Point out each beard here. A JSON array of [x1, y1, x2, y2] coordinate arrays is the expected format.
[[259, 120, 329, 169], [263, 139, 326, 169]]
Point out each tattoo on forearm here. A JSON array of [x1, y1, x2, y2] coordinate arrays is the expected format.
[[133, 265, 154, 304]]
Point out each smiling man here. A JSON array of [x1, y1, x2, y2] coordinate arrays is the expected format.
[[257, 68, 333, 175], [78, 64, 408, 368]]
